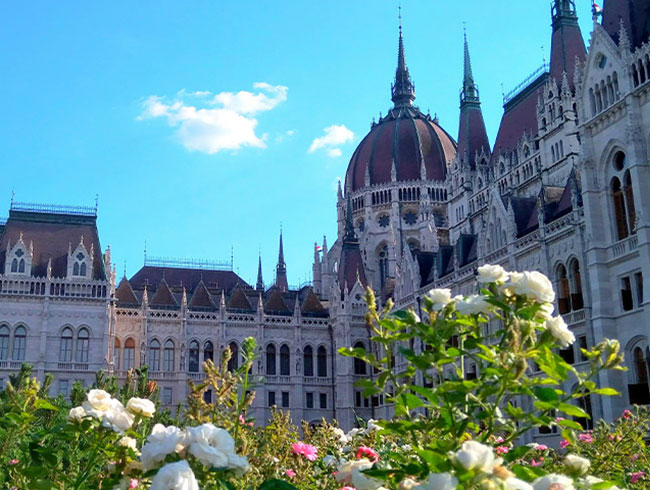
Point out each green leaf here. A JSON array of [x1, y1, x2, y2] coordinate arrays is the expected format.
[[591, 388, 619, 396], [557, 419, 584, 431], [258, 479, 299, 490], [533, 386, 559, 402], [33, 399, 57, 411], [558, 402, 589, 419], [402, 393, 425, 410], [591, 482, 620, 489]]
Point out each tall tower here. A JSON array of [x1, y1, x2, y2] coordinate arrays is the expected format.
[[275, 230, 288, 292], [256, 254, 264, 292], [391, 20, 416, 108], [550, 0, 586, 84]]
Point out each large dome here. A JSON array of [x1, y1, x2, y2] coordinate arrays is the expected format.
[[344, 27, 456, 193], [345, 106, 457, 192]]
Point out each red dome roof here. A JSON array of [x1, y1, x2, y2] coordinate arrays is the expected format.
[[345, 106, 457, 192]]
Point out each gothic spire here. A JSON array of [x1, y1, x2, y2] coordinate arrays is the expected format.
[[461, 29, 479, 104], [275, 229, 288, 292], [256, 253, 264, 292], [343, 196, 359, 246], [391, 14, 416, 108]]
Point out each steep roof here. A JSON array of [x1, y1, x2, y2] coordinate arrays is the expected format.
[[507, 196, 539, 237], [457, 234, 478, 267], [549, 1, 587, 88], [0, 208, 106, 280], [115, 277, 139, 306], [150, 279, 178, 307], [227, 285, 253, 311], [188, 280, 215, 310], [603, 0, 650, 49], [264, 287, 291, 315], [129, 266, 245, 292], [301, 288, 327, 317]]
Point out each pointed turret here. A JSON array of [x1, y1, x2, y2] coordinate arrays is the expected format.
[[457, 30, 490, 169], [338, 196, 367, 293], [549, 0, 586, 87], [391, 21, 416, 108], [275, 230, 288, 292], [256, 254, 264, 292], [602, 0, 650, 50]]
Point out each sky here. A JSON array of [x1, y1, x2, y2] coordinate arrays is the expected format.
[[0, 1, 595, 288]]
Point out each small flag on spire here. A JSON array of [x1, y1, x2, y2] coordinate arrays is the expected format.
[[592, 1, 602, 16]]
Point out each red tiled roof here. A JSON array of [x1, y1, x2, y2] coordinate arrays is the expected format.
[[550, 23, 586, 87], [457, 104, 490, 169], [301, 288, 326, 316], [115, 277, 139, 306], [227, 285, 253, 311], [188, 280, 215, 309], [264, 287, 291, 314], [0, 210, 105, 280], [129, 266, 245, 292], [338, 244, 367, 293], [345, 107, 457, 192], [150, 279, 177, 307]]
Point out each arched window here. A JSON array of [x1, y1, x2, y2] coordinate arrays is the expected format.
[[12, 326, 26, 361], [266, 344, 276, 375], [569, 260, 583, 311], [124, 338, 135, 370], [280, 344, 290, 376], [189, 340, 200, 372], [624, 170, 636, 235], [60, 327, 73, 362], [611, 177, 629, 240], [10, 259, 17, 273], [149, 339, 161, 371], [76, 328, 89, 363], [73, 262, 79, 276], [204, 341, 214, 363], [575, 391, 593, 430], [378, 244, 389, 289], [556, 265, 571, 314], [0, 325, 9, 360], [353, 342, 367, 375], [634, 347, 649, 385], [18, 259, 25, 273], [303, 345, 314, 377], [163, 340, 175, 371], [227, 342, 238, 371], [114, 338, 121, 370], [317, 346, 327, 377], [80, 262, 87, 276]]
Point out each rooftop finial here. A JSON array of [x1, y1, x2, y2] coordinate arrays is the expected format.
[[461, 25, 479, 105], [391, 6, 415, 108]]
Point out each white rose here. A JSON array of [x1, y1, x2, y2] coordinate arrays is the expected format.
[[336, 459, 384, 490], [332, 427, 349, 443], [81, 401, 105, 419], [186, 423, 249, 475], [507, 271, 555, 303], [86, 389, 113, 411], [505, 478, 534, 490], [101, 398, 134, 434], [453, 441, 498, 473], [532, 474, 575, 490], [455, 295, 490, 316], [546, 316, 576, 348], [366, 419, 381, 433], [427, 288, 452, 311], [68, 406, 86, 422], [346, 428, 362, 439], [118, 436, 138, 451], [149, 460, 198, 490], [414, 472, 459, 490], [126, 397, 156, 417], [536, 303, 555, 321], [477, 264, 509, 284], [141, 424, 186, 470], [399, 478, 419, 489], [564, 454, 590, 475]]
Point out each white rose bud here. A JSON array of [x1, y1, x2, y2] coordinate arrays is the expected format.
[[126, 397, 156, 417], [507, 271, 555, 303], [427, 288, 452, 311], [68, 406, 86, 422], [564, 454, 590, 475], [546, 316, 576, 348], [149, 460, 198, 490], [414, 472, 459, 490], [86, 389, 113, 411], [532, 474, 576, 490], [453, 440, 498, 473], [477, 264, 509, 284], [455, 295, 490, 316], [118, 436, 138, 451]]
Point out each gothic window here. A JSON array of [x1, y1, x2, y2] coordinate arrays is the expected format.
[[357, 219, 365, 232], [227, 342, 239, 371], [569, 259, 583, 311], [12, 326, 26, 361], [76, 328, 89, 363], [18, 259, 25, 273], [556, 265, 571, 314], [80, 262, 87, 276], [189, 340, 200, 373], [266, 344, 276, 375], [60, 327, 73, 362], [378, 244, 389, 289], [353, 342, 367, 375], [11, 259, 17, 273], [73, 252, 86, 277], [124, 338, 135, 370], [634, 347, 649, 385], [204, 341, 214, 363], [149, 339, 161, 371], [304, 345, 314, 377], [163, 340, 175, 371], [611, 177, 629, 240], [73, 263, 79, 275], [114, 338, 121, 370], [280, 344, 290, 376], [0, 325, 9, 360], [574, 391, 593, 430], [403, 211, 417, 225], [589, 88, 596, 116], [378, 215, 390, 228], [624, 170, 636, 235], [317, 346, 327, 377]]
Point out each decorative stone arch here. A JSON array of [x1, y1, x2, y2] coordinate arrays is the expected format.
[[625, 336, 649, 383], [598, 139, 628, 182]]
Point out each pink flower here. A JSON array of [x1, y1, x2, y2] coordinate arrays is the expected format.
[[341, 487, 357, 490], [560, 439, 571, 449], [631, 454, 640, 462], [292, 442, 318, 461], [630, 471, 646, 484], [285, 469, 296, 478], [356, 446, 379, 463], [129, 480, 138, 489], [622, 409, 633, 419], [578, 433, 593, 443], [535, 444, 548, 451], [8, 459, 18, 465], [530, 457, 544, 467], [495, 436, 505, 444], [496, 446, 509, 455], [555, 417, 565, 422], [609, 434, 616, 441]]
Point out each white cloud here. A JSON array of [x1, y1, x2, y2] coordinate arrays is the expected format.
[[138, 82, 287, 154], [309, 124, 354, 157]]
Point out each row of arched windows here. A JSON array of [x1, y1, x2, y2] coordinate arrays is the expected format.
[[114, 337, 136, 371], [59, 327, 90, 363], [371, 189, 392, 205], [398, 187, 421, 202], [10, 258, 26, 273], [0, 325, 26, 361], [148, 339, 176, 372], [631, 55, 650, 88], [589, 72, 619, 117], [555, 259, 583, 314]]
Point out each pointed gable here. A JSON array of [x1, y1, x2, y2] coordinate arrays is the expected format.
[[264, 287, 291, 315], [150, 278, 178, 307], [227, 284, 253, 311], [115, 277, 139, 306], [457, 234, 478, 267], [188, 280, 215, 310], [301, 288, 326, 316]]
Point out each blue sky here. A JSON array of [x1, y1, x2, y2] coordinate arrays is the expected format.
[[0, 1, 594, 287]]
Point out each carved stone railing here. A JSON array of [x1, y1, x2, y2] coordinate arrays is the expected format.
[[609, 235, 638, 260], [0, 276, 109, 299]]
